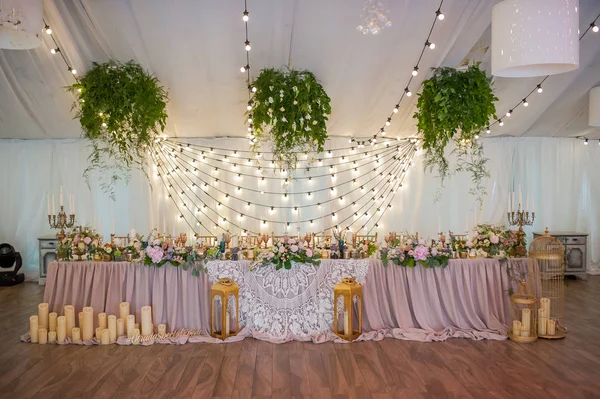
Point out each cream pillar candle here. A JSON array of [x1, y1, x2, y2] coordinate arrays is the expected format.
[[225, 311, 230, 335], [38, 328, 48, 345], [343, 309, 349, 336], [96, 327, 103, 340], [98, 313, 107, 330], [101, 329, 110, 345], [538, 308, 547, 335], [82, 307, 94, 341], [64, 305, 75, 338], [108, 315, 117, 342], [521, 309, 531, 332], [49, 312, 58, 332], [119, 302, 130, 333], [72, 327, 81, 343], [78, 312, 83, 330], [48, 331, 57, 343], [29, 315, 39, 343], [540, 297, 551, 316], [38, 303, 49, 330], [126, 315, 136, 338], [116, 318, 125, 336], [157, 324, 167, 336], [57, 316, 66, 344], [512, 320, 522, 337], [141, 306, 153, 337], [547, 319, 556, 336]]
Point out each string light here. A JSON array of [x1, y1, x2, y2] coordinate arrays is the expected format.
[[425, 40, 435, 49], [506, 110, 512, 117], [405, 88, 412, 97], [592, 23, 599, 33], [537, 85, 543, 93], [50, 48, 59, 54], [44, 25, 52, 34], [242, 11, 249, 21], [244, 40, 251, 51], [523, 99, 529, 107], [584, 138, 589, 145], [412, 67, 419, 76], [240, 65, 249, 73], [436, 9, 445, 20]]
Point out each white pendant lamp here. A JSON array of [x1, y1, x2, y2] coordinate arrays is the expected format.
[[492, 0, 579, 78], [0, 0, 43, 50], [589, 87, 600, 127]]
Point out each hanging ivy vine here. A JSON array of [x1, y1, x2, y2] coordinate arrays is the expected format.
[[248, 68, 331, 171], [413, 64, 497, 204], [67, 60, 168, 198]]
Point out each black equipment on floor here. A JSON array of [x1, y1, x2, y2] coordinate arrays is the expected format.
[[0, 243, 25, 286]]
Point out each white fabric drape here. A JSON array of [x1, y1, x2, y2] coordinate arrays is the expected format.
[[0, 136, 598, 280]]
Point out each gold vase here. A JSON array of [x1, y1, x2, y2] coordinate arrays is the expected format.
[[103, 254, 112, 262], [459, 251, 468, 259], [93, 253, 102, 262]]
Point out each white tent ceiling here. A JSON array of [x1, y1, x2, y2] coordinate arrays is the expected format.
[[0, 0, 599, 140]]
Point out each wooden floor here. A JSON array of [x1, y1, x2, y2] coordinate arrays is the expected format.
[[1, 278, 600, 399]]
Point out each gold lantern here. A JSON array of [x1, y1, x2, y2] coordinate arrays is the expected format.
[[529, 228, 566, 339], [333, 277, 362, 341], [210, 278, 239, 339], [508, 280, 537, 343]]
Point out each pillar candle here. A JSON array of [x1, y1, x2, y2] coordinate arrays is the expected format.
[[226, 311, 230, 335], [541, 297, 551, 317], [98, 313, 107, 330], [38, 328, 48, 345], [119, 302, 130, 331], [521, 327, 530, 337], [521, 308, 531, 332], [72, 327, 81, 343], [547, 319, 556, 336], [64, 305, 75, 338], [141, 306, 152, 336], [538, 308, 547, 335], [78, 312, 84, 330], [48, 331, 57, 344], [38, 303, 49, 330], [96, 327, 103, 340], [49, 312, 58, 332], [108, 315, 117, 342], [82, 307, 94, 341], [343, 309, 349, 336], [57, 316, 66, 344], [157, 324, 166, 336], [101, 328, 110, 345], [116, 318, 125, 336], [512, 320, 522, 337], [126, 315, 135, 338]]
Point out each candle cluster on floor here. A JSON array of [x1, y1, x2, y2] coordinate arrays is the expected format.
[[511, 296, 557, 338], [29, 302, 168, 345]]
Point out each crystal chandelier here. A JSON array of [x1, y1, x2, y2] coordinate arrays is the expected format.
[[0, 0, 43, 50], [357, 0, 392, 35]]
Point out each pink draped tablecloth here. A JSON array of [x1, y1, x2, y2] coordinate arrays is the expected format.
[[42, 258, 537, 343]]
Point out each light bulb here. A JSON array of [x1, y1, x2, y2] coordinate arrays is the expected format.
[[506, 110, 512, 117], [44, 25, 52, 35], [385, 118, 391, 126], [381, 129, 386, 136], [426, 41, 435, 49], [245, 41, 251, 51], [436, 10, 445, 20], [405, 88, 412, 97], [242, 11, 249, 21], [592, 23, 599, 33], [101, 122, 107, 128], [523, 99, 529, 107], [486, 127, 491, 134], [251, 86, 257, 92], [50, 48, 59, 54], [584, 138, 589, 145], [69, 68, 77, 75], [412, 67, 419, 76], [247, 102, 253, 110], [537, 85, 543, 94], [499, 119, 504, 127], [248, 117, 253, 123], [474, 134, 479, 139], [393, 105, 399, 113], [240, 65, 249, 73]]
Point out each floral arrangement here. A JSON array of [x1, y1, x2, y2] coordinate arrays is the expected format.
[[57, 226, 102, 261], [451, 237, 469, 252], [248, 68, 331, 171], [356, 240, 378, 257], [253, 237, 321, 270], [143, 238, 209, 276], [471, 224, 506, 257], [381, 235, 450, 268]]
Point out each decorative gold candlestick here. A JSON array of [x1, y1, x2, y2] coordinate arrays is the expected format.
[[48, 206, 75, 240], [507, 210, 535, 257]]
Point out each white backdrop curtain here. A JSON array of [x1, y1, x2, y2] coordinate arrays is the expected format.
[[0, 136, 598, 280]]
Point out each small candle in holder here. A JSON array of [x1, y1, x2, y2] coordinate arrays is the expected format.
[[547, 319, 556, 336], [521, 308, 531, 332], [49, 312, 58, 332], [512, 320, 522, 337], [30, 315, 39, 343], [48, 331, 57, 344], [538, 308, 547, 335], [72, 327, 81, 343], [38, 328, 48, 345]]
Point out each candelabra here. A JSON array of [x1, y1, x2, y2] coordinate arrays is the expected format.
[[507, 210, 535, 257], [48, 206, 75, 240]]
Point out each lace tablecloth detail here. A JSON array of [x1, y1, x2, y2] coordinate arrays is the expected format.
[[205, 259, 370, 339]]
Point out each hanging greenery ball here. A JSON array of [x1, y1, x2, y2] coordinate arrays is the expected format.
[[68, 60, 168, 197], [248, 68, 331, 170]]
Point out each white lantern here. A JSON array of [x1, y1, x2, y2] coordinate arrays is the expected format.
[[0, 0, 43, 50], [589, 87, 600, 127], [492, 0, 579, 78]]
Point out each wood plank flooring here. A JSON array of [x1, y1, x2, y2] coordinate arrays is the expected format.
[[1, 277, 600, 398]]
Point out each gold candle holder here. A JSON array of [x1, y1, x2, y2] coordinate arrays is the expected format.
[[48, 205, 75, 240], [507, 210, 535, 257]]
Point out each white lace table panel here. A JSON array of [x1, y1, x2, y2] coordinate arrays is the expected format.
[[205, 259, 369, 339]]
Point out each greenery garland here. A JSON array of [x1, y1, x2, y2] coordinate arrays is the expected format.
[[67, 60, 168, 198], [413, 64, 497, 204], [248, 68, 331, 171]]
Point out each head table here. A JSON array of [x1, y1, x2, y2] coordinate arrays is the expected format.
[[40, 258, 539, 344]]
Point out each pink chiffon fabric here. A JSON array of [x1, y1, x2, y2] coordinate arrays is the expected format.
[[39, 258, 537, 344]]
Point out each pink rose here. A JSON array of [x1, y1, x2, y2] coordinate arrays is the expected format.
[[72, 237, 80, 245], [408, 250, 414, 256], [298, 241, 304, 249], [83, 236, 92, 245], [288, 238, 296, 244], [466, 241, 473, 248], [153, 239, 161, 246], [134, 241, 141, 251], [490, 235, 499, 244], [267, 252, 275, 259], [431, 248, 438, 256], [290, 245, 299, 252], [306, 248, 313, 257]]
